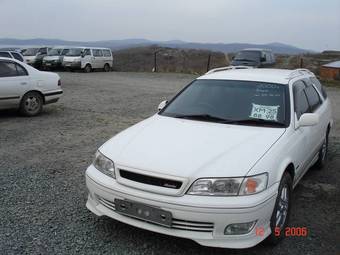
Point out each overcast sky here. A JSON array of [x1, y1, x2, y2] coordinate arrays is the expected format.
[[1, 0, 339, 51]]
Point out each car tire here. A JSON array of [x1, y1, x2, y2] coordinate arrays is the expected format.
[[104, 64, 110, 72], [84, 64, 92, 73], [267, 172, 293, 245], [315, 130, 329, 169], [19, 92, 43, 117]]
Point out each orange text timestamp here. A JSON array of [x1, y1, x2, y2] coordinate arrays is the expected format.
[[255, 227, 308, 237]]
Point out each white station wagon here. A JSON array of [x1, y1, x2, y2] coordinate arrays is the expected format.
[[0, 57, 62, 116], [85, 67, 332, 248]]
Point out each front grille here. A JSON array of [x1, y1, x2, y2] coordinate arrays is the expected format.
[[97, 196, 214, 233], [119, 169, 182, 189]]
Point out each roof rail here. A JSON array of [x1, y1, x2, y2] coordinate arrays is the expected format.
[[205, 65, 253, 75], [288, 68, 313, 79]]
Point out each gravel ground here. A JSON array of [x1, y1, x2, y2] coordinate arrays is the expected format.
[[0, 72, 338, 255]]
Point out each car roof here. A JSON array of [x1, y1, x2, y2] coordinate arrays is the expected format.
[[241, 48, 272, 52], [199, 68, 313, 84]]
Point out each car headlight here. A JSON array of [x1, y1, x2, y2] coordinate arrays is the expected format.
[[93, 151, 115, 178], [187, 173, 268, 196]]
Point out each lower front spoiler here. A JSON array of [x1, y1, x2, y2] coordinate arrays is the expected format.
[[86, 173, 277, 249]]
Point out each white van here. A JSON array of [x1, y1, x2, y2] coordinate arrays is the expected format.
[[62, 47, 113, 72]]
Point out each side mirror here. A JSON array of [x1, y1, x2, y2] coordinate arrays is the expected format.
[[299, 113, 319, 127], [158, 100, 168, 111]]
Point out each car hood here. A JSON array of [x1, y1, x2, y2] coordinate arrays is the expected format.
[[63, 56, 81, 62], [100, 115, 285, 179], [44, 56, 60, 61]]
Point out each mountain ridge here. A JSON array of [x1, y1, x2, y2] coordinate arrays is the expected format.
[[0, 38, 313, 54]]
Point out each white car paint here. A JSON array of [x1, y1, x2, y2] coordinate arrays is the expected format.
[[85, 68, 332, 248], [0, 57, 62, 110]]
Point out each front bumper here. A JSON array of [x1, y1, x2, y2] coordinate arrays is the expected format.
[[85, 165, 278, 249], [62, 61, 81, 69]]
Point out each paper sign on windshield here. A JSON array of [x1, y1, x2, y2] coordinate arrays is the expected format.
[[250, 104, 279, 121]]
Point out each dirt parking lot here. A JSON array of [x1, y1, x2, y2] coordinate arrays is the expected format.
[[0, 72, 338, 255]]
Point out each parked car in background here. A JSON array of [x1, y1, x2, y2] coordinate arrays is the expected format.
[[231, 48, 275, 67], [85, 67, 332, 249], [22, 47, 52, 69], [0, 51, 26, 62], [42, 47, 70, 70], [62, 47, 113, 72], [0, 57, 62, 116]]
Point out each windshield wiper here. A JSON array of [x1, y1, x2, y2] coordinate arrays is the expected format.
[[227, 119, 286, 127], [234, 58, 256, 62], [173, 114, 232, 123]]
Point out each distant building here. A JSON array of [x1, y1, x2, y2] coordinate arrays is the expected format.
[[319, 61, 340, 80]]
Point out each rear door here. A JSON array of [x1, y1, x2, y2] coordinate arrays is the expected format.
[[0, 60, 30, 109]]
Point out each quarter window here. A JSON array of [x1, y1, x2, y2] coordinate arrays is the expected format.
[[103, 50, 112, 57], [93, 49, 103, 57]]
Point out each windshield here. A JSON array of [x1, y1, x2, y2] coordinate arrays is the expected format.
[[66, 48, 83, 56], [234, 51, 261, 62], [61, 49, 70, 55], [48, 48, 62, 56], [22, 48, 40, 56], [161, 80, 289, 126]]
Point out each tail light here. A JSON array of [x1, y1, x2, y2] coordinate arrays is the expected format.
[[58, 79, 61, 86]]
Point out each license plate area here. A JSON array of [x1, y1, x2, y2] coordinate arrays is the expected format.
[[114, 199, 172, 227]]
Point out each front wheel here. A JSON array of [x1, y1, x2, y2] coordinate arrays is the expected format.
[[84, 64, 92, 73], [267, 172, 292, 245], [19, 92, 43, 116]]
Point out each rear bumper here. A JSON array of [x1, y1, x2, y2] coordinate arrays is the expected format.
[[85, 165, 278, 248], [43, 90, 63, 104]]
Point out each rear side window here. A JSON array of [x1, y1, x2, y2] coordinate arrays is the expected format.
[[16, 63, 28, 76], [0, 52, 12, 58], [103, 50, 112, 57], [0, 61, 28, 77], [11, 52, 24, 62], [310, 77, 327, 99], [92, 49, 103, 57], [305, 85, 321, 112]]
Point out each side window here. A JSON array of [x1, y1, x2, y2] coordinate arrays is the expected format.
[[0, 52, 12, 58], [93, 49, 103, 57], [103, 50, 112, 57], [83, 49, 91, 56], [305, 85, 321, 112], [0, 61, 19, 77], [293, 80, 310, 119], [15, 63, 28, 76], [39, 48, 47, 54], [11, 52, 24, 62], [310, 77, 327, 99]]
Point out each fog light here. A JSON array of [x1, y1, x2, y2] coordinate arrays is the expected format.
[[224, 221, 257, 235]]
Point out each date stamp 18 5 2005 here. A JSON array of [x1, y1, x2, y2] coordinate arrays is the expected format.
[[255, 227, 308, 237]]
